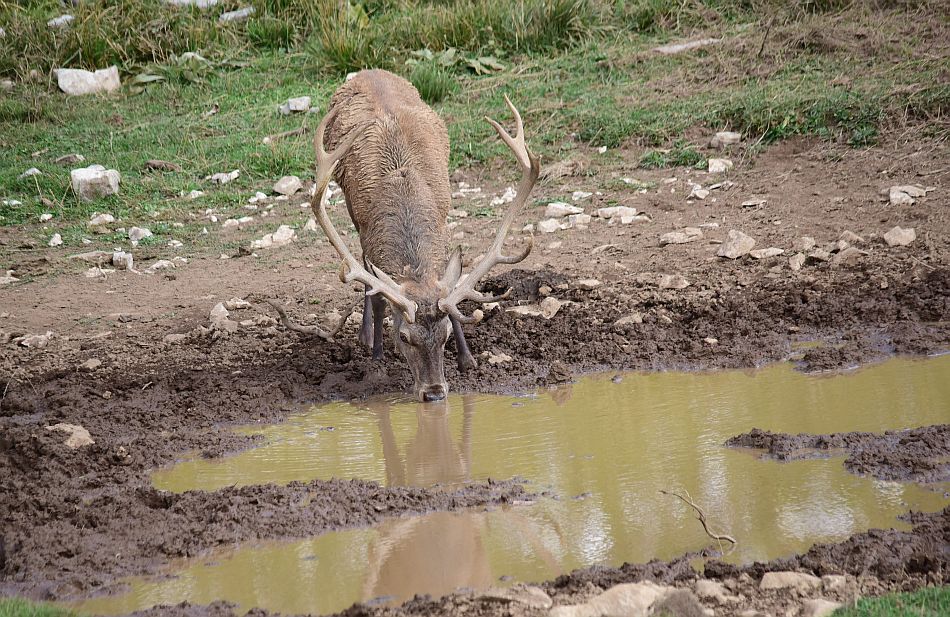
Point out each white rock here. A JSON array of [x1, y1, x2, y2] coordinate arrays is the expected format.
[[694, 579, 729, 604], [611, 213, 651, 225], [144, 260, 175, 274], [522, 223, 534, 233], [888, 185, 926, 205], [801, 599, 843, 617], [789, 253, 806, 271], [273, 175, 303, 196], [660, 227, 703, 245], [187, 189, 205, 200], [45, 423, 94, 449], [653, 38, 720, 55], [0, 270, 17, 286], [48, 233, 63, 247], [48, 14, 75, 28], [55, 153, 85, 165], [595, 205, 638, 219], [18, 167, 41, 180], [490, 186, 517, 206], [571, 190, 593, 201], [487, 351, 513, 365], [540, 296, 566, 319], [742, 198, 767, 208], [71, 165, 121, 201], [209, 170, 240, 184], [128, 227, 152, 244], [163, 0, 219, 7], [55, 66, 121, 96], [717, 229, 755, 259], [658, 274, 690, 289], [710, 131, 741, 148], [219, 6, 255, 23], [167, 240, 183, 248], [832, 246, 867, 267], [749, 247, 784, 259], [278, 96, 311, 115], [883, 226, 915, 247], [689, 187, 710, 200], [839, 230, 865, 244], [537, 218, 562, 234], [112, 250, 134, 270], [809, 248, 832, 262], [80, 358, 102, 371], [614, 313, 643, 326], [708, 158, 734, 173], [549, 581, 674, 617], [251, 224, 296, 249], [793, 236, 816, 251], [15, 331, 53, 347], [224, 297, 251, 310], [2, 199, 22, 206], [84, 266, 114, 278], [545, 201, 583, 217], [448, 208, 468, 218], [39, 213, 54, 222], [596, 146, 607, 154], [304, 217, 319, 232], [563, 213, 592, 229], [576, 279, 601, 290], [759, 571, 821, 592]]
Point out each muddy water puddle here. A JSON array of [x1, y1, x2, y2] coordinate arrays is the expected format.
[[75, 356, 950, 615]]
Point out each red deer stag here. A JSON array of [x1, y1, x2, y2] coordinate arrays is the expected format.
[[311, 69, 538, 402]]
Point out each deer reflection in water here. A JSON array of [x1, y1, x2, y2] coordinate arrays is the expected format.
[[358, 396, 563, 604]]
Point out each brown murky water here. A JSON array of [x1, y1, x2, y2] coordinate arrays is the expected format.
[[74, 356, 950, 616]]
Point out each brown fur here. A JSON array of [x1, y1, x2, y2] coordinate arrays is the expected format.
[[325, 69, 452, 297]]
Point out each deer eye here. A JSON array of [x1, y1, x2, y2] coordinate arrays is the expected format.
[[399, 330, 411, 344]]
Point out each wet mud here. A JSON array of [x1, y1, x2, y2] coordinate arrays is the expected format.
[[726, 424, 950, 484]]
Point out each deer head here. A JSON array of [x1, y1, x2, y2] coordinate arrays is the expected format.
[[312, 96, 539, 401]]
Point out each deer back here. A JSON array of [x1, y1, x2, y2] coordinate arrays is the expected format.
[[325, 70, 452, 287]]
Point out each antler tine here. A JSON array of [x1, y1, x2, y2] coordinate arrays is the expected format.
[[438, 96, 540, 324], [311, 112, 418, 323]]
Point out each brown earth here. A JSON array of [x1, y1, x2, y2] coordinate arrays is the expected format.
[[1, 128, 948, 615], [726, 425, 950, 484]]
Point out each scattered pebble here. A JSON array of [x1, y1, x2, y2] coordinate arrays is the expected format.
[[209, 170, 240, 184], [39, 213, 53, 222], [789, 253, 806, 271], [273, 175, 303, 196], [18, 167, 41, 180], [571, 190, 593, 201], [45, 423, 94, 449], [80, 358, 102, 371], [544, 202, 584, 218], [48, 233, 63, 247], [112, 250, 134, 271], [658, 274, 690, 289], [537, 218, 561, 234], [576, 279, 601, 290], [888, 184, 926, 206], [47, 14, 75, 28], [659, 227, 703, 246], [741, 198, 767, 208], [0, 270, 18, 286], [128, 226, 153, 245], [490, 186, 516, 206], [278, 96, 311, 115], [883, 226, 915, 247], [839, 230, 865, 244], [251, 224, 296, 249], [186, 190, 205, 200], [54, 66, 120, 96], [55, 153, 85, 165], [707, 158, 733, 174], [709, 131, 741, 149], [71, 165, 121, 202], [717, 229, 755, 259], [218, 6, 255, 22], [614, 313, 643, 327], [749, 247, 784, 259]]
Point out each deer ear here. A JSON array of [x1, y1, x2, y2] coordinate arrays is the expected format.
[[440, 246, 463, 290]]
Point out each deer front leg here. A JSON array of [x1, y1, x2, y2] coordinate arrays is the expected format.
[[451, 315, 478, 372], [358, 291, 374, 349], [371, 295, 387, 361]]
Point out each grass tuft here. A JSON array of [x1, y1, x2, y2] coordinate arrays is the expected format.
[[409, 62, 458, 104], [831, 586, 949, 617], [0, 598, 76, 617]]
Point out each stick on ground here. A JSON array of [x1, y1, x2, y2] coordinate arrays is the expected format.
[[266, 299, 357, 341]]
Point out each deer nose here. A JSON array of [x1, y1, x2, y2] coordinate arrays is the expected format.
[[422, 385, 446, 402]]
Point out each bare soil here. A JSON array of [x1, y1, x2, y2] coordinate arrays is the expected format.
[[1, 131, 948, 615]]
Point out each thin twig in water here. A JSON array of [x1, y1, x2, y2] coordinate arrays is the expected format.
[[267, 299, 358, 341], [660, 489, 737, 554]]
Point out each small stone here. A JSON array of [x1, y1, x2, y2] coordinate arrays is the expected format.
[[18, 167, 41, 180], [801, 598, 843, 617], [80, 358, 102, 371], [708, 158, 733, 173], [839, 230, 865, 244], [749, 247, 784, 259], [128, 227, 152, 245], [594, 205, 638, 219], [55, 66, 121, 96], [571, 190, 592, 201], [168, 240, 183, 248], [1, 270, 17, 286], [653, 38, 720, 55], [45, 423, 94, 449], [710, 131, 741, 148], [304, 217, 319, 232], [614, 313, 643, 327], [187, 190, 205, 200], [48, 233, 63, 247], [72, 165, 121, 202], [15, 331, 53, 347], [224, 297, 251, 310], [39, 213, 54, 222], [549, 581, 674, 617], [487, 351, 513, 365], [576, 279, 601, 290], [273, 175, 303, 196], [658, 274, 689, 289], [888, 185, 925, 205], [112, 251, 134, 270], [883, 226, 915, 247], [144, 260, 174, 274], [84, 266, 114, 278], [742, 198, 767, 208], [832, 246, 867, 267], [55, 154, 85, 165], [760, 571, 821, 592], [660, 227, 703, 245], [539, 296, 565, 319], [251, 224, 296, 249], [47, 14, 75, 28], [694, 580, 728, 604], [69, 250, 112, 264], [490, 186, 517, 206], [563, 213, 592, 229], [163, 333, 188, 344], [717, 229, 755, 259], [537, 218, 561, 234], [809, 248, 832, 262], [688, 187, 710, 200], [704, 337, 718, 345], [209, 170, 240, 184], [793, 236, 816, 251], [448, 208, 468, 218], [522, 223, 534, 233], [218, 6, 255, 22], [544, 201, 583, 217], [789, 253, 806, 271]]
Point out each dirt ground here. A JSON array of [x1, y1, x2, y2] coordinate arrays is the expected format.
[[1, 129, 948, 615]]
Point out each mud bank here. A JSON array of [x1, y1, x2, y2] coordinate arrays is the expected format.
[[726, 424, 950, 484]]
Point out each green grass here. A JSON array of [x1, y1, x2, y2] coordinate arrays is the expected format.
[[832, 586, 950, 617], [0, 598, 77, 617]]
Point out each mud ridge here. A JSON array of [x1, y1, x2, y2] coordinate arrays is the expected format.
[[725, 424, 950, 483]]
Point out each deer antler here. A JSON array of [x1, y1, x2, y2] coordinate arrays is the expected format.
[[439, 95, 539, 324], [311, 110, 418, 323]]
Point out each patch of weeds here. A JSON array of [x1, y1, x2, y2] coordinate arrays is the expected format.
[[247, 16, 297, 50], [0, 597, 76, 617], [638, 141, 705, 169], [305, 1, 384, 75], [409, 62, 458, 104], [831, 586, 949, 617], [471, 205, 495, 217]]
